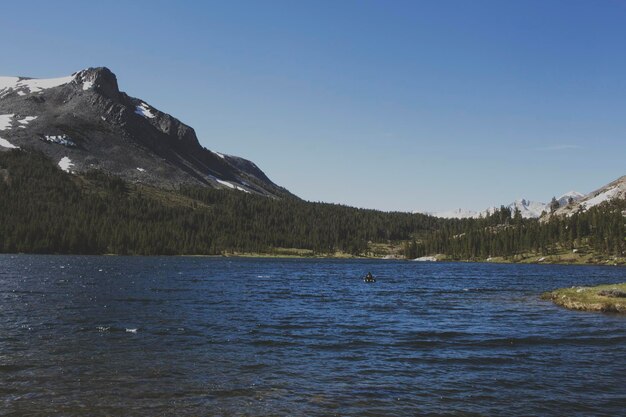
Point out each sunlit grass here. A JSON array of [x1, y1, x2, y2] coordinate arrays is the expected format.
[[542, 283, 626, 313]]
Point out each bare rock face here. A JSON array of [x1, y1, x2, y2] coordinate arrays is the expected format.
[[598, 290, 626, 298], [0, 67, 289, 197], [543, 175, 626, 220]]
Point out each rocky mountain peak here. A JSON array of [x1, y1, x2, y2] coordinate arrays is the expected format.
[[74, 67, 120, 100], [0, 67, 289, 197]]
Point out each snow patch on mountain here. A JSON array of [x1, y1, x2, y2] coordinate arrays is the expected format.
[[216, 179, 234, 189], [0, 75, 75, 97], [58, 157, 74, 173], [235, 185, 250, 193], [0, 137, 18, 149], [485, 199, 548, 219], [18, 116, 37, 126], [0, 67, 288, 197], [582, 187, 620, 209], [135, 102, 156, 119], [425, 191, 585, 219], [216, 179, 250, 193], [0, 78, 20, 98], [546, 176, 626, 219], [0, 114, 38, 131], [0, 114, 14, 130], [43, 135, 76, 147], [557, 191, 584, 206]]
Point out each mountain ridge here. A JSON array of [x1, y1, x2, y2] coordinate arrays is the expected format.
[[545, 175, 626, 219], [422, 190, 588, 219], [0, 67, 288, 197]]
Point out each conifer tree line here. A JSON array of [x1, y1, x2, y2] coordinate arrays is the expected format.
[[403, 202, 626, 260], [0, 150, 439, 255], [0, 150, 623, 258]]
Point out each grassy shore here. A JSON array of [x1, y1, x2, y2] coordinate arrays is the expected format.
[[541, 283, 626, 313], [427, 248, 626, 266], [216, 246, 626, 265]]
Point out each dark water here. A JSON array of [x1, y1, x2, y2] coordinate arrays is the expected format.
[[1, 256, 625, 416]]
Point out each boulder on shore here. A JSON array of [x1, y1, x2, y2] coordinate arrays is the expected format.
[[413, 256, 438, 262]]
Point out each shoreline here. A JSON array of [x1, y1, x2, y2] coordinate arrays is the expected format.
[[1, 251, 624, 266]]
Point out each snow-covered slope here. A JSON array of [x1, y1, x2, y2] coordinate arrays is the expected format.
[[557, 191, 584, 206], [481, 198, 548, 219], [548, 176, 626, 218], [0, 75, 75, 97]]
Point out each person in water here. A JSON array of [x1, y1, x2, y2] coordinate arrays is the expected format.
[[365, 272, 375, 281]]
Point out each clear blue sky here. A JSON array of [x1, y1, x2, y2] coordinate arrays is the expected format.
[[2, 0, 625, 212]]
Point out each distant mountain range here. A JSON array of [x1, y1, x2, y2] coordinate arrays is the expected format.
[[0, 67, 288, 197], [421, 187, 621, 219]]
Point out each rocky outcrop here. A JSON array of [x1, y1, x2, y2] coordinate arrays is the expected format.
[[544, 176, 626, 219]]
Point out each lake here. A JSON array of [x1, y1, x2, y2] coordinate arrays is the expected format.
[[1, 255, 625, 416]]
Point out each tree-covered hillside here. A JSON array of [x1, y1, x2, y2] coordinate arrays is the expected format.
[[0, 150, 438, 255], [405, 202, 626, 261], [0, 149, 623, 261]]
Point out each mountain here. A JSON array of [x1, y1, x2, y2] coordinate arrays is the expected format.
[[423, 208, 478, 219], [482, 198, 549, 219], [425, 191, 585, 219], [0, 67, 287, 196], [555, 191, 585, 207], [547, 176, 626, 218]]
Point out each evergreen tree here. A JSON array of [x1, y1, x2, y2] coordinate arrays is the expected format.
[[550, 196, 560, 212]]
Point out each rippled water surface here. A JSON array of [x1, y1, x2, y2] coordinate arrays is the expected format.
[[1, 255, 625, 416]]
